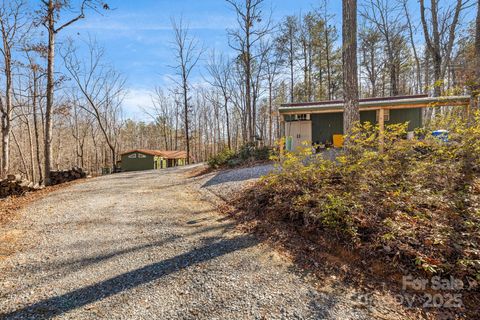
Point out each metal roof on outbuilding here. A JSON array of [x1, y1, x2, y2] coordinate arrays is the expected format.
[[121, 149, 187, 159], [279, 95, 470, 114]]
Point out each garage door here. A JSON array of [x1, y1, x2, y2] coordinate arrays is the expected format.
[[285, 121, 312, 151]]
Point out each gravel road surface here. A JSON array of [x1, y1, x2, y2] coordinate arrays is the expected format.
[[0, 165, 388, 319], [196, 164, 275, 203]]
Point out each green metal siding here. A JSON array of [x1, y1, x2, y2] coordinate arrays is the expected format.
[[360, 110, 376, 123], [389, 108, 422, 131], [312, 113, 343, 144], [310, 108, 422, 144], [121, 152, 155, 171]]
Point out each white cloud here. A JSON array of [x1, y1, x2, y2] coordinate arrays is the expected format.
[[73, 12, 235, 33], [122, 88, 154, 121]]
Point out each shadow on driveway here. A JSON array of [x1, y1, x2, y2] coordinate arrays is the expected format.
[[2, 235, 257, 319]]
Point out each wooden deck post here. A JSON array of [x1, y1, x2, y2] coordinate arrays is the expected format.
[[378, 108, 385, 152]]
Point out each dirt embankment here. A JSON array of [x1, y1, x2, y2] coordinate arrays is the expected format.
[[196, 163, 479, 320]]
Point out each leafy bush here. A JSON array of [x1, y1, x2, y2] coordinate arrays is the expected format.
[[207, 142, 271, 169], [234, 112, 480, 280], [207, 148, 236, 168]]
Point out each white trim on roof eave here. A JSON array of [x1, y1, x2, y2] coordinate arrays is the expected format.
[[279, 95, 470, 113]]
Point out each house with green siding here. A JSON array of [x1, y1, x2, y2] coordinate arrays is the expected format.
[[119, 149, 187, 172], [279, 94, 470, 150]]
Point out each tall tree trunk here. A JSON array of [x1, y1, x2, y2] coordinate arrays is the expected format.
[[470, 0, 480, 119], [32, 70, 43, 184], [424, 50, 430, 94], [403, 0, 422, 94], [289, 38, 294, 103], [389, 53, 399, 96], [245, 33, 253, 140], [12, 131, 28, 178], [325, 27, 332, 100], [342, 0, 360, 139], [268, 82, 273, 145], [1, 43, 12, 177], [476, 0, 480, 90], [432, 53, 442, 97], [111, 147, 116, 171], [1, 109, 10, 177], [182, 77, 190, 164], [420, 0, 463, 97], [44, 0, 55, 185], [224, 100, 231, 149], [26, 118, 35, 182]]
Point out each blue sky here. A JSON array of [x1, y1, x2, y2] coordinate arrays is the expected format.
[[28, 1, 472, 120], [50, 0, 338, 120]]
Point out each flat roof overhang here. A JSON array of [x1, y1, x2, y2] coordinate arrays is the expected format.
[[279, 96, 470, 115]]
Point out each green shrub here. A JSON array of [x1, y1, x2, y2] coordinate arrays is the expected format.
[[208, 143, 272, 169], [236, 112, 480, 279], [253, 145, 271, 161], [207, 149, 236, 168]]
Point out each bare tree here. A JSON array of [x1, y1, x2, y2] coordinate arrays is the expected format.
[[24, 50, 45, 183], [171, 17, 202, 164], [471, 0, 480, 116], [343, 0, 360, 139], [39, 0, 108, 185], [276, 15, 298, 103], [62, 39, 125, 170], [206, 51, 232, 149], [321, 1, 337, 100], [359, 25, 382, 97], [419, 0, 468, 96], [401, 0, 422, 94], [227, 0, 270, 141], [263, 40, 282, 145], [0, 0, 29, 176], [298, 12, 318, 102], [361, 0, 406, 96], [69, 93, 93, 168], [147, 87, 175, 150], [476, 0, 480, 91]]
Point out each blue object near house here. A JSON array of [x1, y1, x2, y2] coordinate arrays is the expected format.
[[432, 130, 449, 142], [286, 136, 293, 151], [279, 95, 469, 151]]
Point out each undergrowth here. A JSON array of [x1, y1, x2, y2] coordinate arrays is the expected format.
[[234, 112, 480, 283], [208, 142, 271, 169]]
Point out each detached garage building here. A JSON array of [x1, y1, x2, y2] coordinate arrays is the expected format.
[[119, 149, 187, 172], [279, 94, 470, 151]]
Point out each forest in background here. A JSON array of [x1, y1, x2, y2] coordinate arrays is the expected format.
[[1, 0, 478, 184]]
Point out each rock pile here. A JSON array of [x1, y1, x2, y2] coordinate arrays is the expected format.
[[0, 175, 42, 198], [49, 167, 87, 185], [0, 167, 87, 198]]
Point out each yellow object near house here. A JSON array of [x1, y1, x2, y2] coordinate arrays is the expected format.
[[279, 95, 470, 150], [333, 134, 344, 147]]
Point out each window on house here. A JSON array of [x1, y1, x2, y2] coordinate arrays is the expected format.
[[296, 114, 308, 121], [376, 109, 390, 122], [138, 154, 147, 158], [128, 153, 137, 159]]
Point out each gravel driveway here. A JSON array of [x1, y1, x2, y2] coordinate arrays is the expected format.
[[197, 164, 275, 203], [0, 166, 380, 319]]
